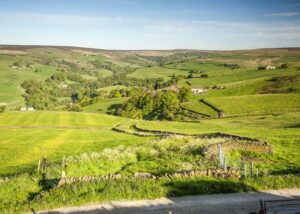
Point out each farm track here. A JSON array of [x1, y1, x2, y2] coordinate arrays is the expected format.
[[36, 188, 300, 214], [0, 125, 109, 131]]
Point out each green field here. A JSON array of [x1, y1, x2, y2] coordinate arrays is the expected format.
[[207, 94, 300, 116], [0, 46, 300, 213], [0, 111, 145, 176], [128, 66, 188, 80], [84, 97, 128, 113]]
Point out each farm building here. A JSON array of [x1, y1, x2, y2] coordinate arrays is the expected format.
[[20, 107, 35, 111], [191, 87, 207, 94], [266, 65, 276, 70]]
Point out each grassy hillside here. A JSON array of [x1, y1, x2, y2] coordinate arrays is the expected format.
[[207, 94, 300, 116], [0, 46, 300, 213], [83, 97, 128, 113], [0, 111, 144, 175], [128, 66, 188, 80]]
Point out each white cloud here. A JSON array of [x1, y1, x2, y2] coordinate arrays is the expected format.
[[263, 12, 300, 17], [0, 12, 300, 50]]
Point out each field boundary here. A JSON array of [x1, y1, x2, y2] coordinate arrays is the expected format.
[[200, 99, 225, 118], [58, 168, 241, 186]]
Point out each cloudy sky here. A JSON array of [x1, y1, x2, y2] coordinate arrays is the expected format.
[[0, 0, 300, 50]]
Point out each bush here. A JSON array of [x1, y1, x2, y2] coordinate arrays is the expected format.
[[0, 105, 6, 113], [200, 73, 209, 78], [280, 63, 288, 69], [68, 103, 83, 112]]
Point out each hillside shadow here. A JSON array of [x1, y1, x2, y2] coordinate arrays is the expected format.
[[37, 179, 300, 214], [107, 104, 122, 113]]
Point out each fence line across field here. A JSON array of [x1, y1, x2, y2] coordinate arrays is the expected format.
[[37, 146, 262, 187]]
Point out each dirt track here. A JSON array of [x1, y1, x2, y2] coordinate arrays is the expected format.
[[37, 188, 300, 214]]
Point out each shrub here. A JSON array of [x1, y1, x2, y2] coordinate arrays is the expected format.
[[68, 103, 83, 112], [200, 73, 209, 78], [0, 105, 6, 113]]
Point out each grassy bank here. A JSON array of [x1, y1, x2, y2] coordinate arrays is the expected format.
[[1, 173, 299, 213]]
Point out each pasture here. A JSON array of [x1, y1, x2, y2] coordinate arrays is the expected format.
[[0, 111, 144, 176], [128, 66, 188, 80], [0, 46, 299, 213]]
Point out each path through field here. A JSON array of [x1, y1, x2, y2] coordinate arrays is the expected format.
[[37, 189, 300, 214]]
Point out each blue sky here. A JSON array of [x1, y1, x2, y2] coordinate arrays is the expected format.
[[0, 0, 300, 50]]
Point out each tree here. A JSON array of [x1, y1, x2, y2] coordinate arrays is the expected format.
[[178, 86, 192, 102], [157, 91, 180, 120], [280, 63, 288, 69], [68, 103, 83, 112], [79, 97, 92, 107]]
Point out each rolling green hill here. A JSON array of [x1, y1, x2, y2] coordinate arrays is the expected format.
[[0, 46, 300, 213]]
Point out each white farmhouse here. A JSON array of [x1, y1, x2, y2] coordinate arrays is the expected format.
[[266, 65, 276, 70], [20, 107, 35, 111], [191, 87, 207, 94]]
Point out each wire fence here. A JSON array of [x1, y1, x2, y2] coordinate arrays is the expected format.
[[37, 144, 262, 188]]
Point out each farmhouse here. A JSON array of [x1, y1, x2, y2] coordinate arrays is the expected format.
[[266, 65, 276, 70], [191, 87, 207, 94], [20, 107, 35, 111]]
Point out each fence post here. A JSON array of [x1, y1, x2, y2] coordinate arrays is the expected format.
[[37, 160, 41, 172], [244, 163, 247, 177], [61, 156, 66, 178], [217, 144, 224, 167], [41, 156, 47, 180]]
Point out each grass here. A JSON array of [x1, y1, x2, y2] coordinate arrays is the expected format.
[[178, 68, 299, 88], [64, 136, 220, 177], [181, 99, 218, 116], [136, 112, 300, 173], [206, 94, 300, 116], [1, 173, 299, 213], [96, 68, 113, 77], [166, 61, 231, 72], [0, 47, 300, 213], [0, 111, 144, 176], [0, 111, 299, 176], [128, 66, 189, 80], [0, 54, 58, 108], [83, 97, 128, 113]]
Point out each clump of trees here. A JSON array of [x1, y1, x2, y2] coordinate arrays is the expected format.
[[114, 87, 192, 120], [21, 80, 57, 110], [187, 72, 209, 79], [220, 63, 240, 70], [260, 75, 298, 94], [67, 103, 83, 112], [279, 63, 288, 69], [136, 52, 202, 67]]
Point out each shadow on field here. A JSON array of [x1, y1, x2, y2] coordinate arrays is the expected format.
[[28, 179, 60, 201], [37, 180, 300, 214], [107, 104, 122, 113], [271, 167, 300, 175]]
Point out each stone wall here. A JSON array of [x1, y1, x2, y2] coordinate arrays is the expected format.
[[203, 139, 273, 158]]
